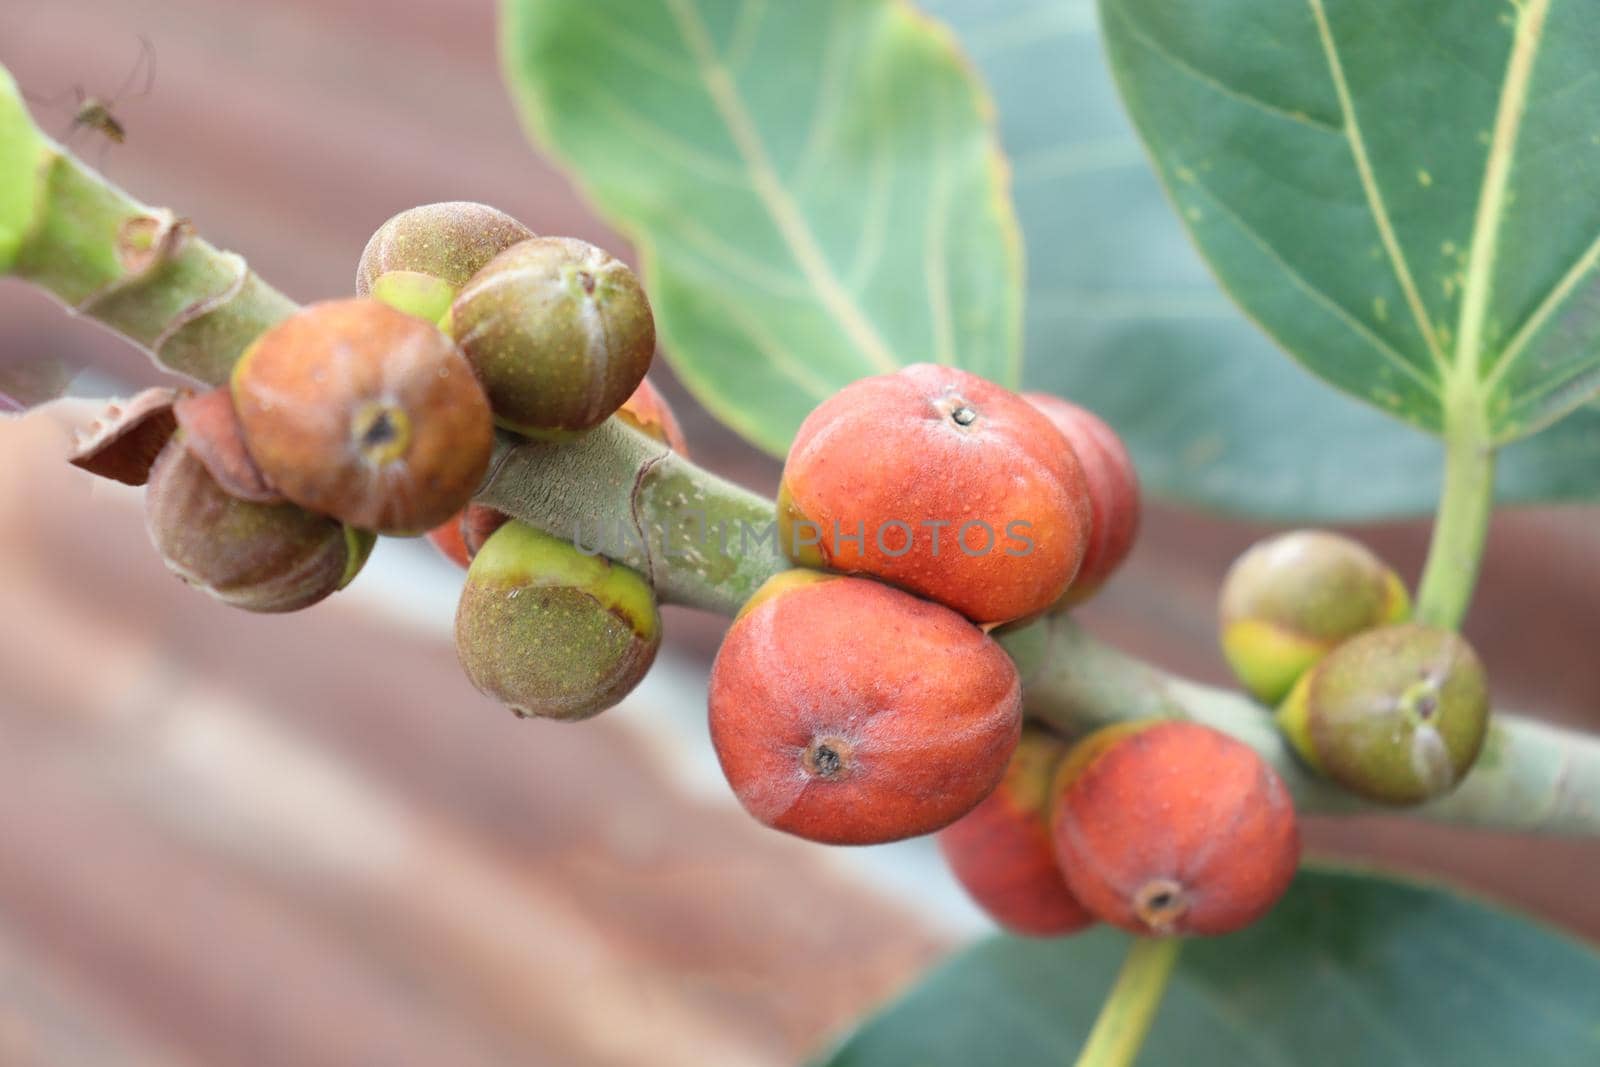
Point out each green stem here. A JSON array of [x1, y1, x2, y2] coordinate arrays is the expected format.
[[1414, 400, 1496, 630], [8, 141, 294, 386], [1073, 938, 1181, 1067]]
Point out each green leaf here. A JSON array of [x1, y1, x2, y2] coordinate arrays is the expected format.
[[1100, 0, 1600, 448], [819, 868, 1600, 1067], [500, 0, 1022, 455], [0, 64, 46, 273], [925, 0, 1600, 518]]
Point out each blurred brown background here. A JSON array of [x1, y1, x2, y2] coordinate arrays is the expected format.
[[1, 1, 1596, 1064]]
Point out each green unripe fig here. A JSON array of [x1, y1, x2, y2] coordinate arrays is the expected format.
[[455, 521, 661, 721], [447, 236, 656, 437], [145, 437, 373, 613], [1276, 623, 1490, 805], [1219, 530, 1409, 704], [356, 201, 534, 322]]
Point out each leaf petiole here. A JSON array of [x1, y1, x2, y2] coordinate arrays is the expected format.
[[1072, 936, 1181, 1067]]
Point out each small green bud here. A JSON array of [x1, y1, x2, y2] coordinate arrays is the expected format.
[[144, 438, 372, 613], [1219, 530, 1409, 704], [455, 521, 661, 721], [448, 236, 656, 437], [1276, 623, 1490, 805], [356, 201, 534, 303]]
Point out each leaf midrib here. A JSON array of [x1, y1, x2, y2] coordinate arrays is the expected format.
[[1451, 0, 1552, 400], [664, 0, 901, 375]]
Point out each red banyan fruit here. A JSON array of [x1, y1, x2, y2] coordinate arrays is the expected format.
[[1023, 393, 1140, 606], [231, 299, 494, 535], [938, 726, 1095, 936], [1050, 720, 1300, 937], [617, 376, 689, 454], [778, 364, 1091, 626], [427, 504, 511, 570], [709, 570, 1022, 845]]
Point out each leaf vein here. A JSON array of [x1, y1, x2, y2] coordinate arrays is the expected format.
[[1111, 3, 1343, 135], [665, 0, 900, 374], [1182, 176, 1442, 400], [1308, 0, 1448, 376]]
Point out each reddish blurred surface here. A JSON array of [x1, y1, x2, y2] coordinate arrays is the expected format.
[[1, 1, 1597, 1063]]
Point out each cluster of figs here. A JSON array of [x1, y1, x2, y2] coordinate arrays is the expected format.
[[65, 201, 1492, 942]]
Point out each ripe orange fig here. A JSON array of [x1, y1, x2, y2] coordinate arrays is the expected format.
[[1051, 720, 1300, 937], [709, 571, 1022, 845], [1023, 393, 1140, 606], [937, 726, 1095, 936], [617, 376, 689, 454], [231, 299, 494, 535], [778, 365, 1091, 625], [426, 504, 510, 570]]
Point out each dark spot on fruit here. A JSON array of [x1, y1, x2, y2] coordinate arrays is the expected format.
[[360, 410, 398, 449], [951, 405, 977, 427], [812, 745, 841, 777], [577, 270, 596, 294]]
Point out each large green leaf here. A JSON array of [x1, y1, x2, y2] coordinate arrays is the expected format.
[[1100, 0, 1600, 448], [820, 868, 1600, 1067], [500, 0, 1022, 454], [926, 0, 1600, 518]]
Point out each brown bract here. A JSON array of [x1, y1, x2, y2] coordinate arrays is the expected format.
[[68, 387, 179, 487], [1023, 393, 1140, 606], [1050, 721, 1300, 937], [938, 727, 1095, 936], [231, 299, 494, 535], [778, 365, 1091, 626], [709, 571, 1023, 845]]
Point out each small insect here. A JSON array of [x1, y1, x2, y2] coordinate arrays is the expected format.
[[24, 35, 155, 149]]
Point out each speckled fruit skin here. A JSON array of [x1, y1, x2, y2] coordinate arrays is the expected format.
[[145, 438, 373, 613], [1277, 623, 1490, 805], [778, 365, 1091, 626], [455, 521, 661, 721], [1050, 721, 1300, 937], [231, 299, 494, 535], [1023, 393, 1140, 607], [709, 570, 1023, 845], [937, 727, 1095, 936], [1219, 530, 1410, 705], [448, 237, 656, 437], [427, 505, 511, 570], [356, 202, 534, 305], [617, 377, 689, 454]]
